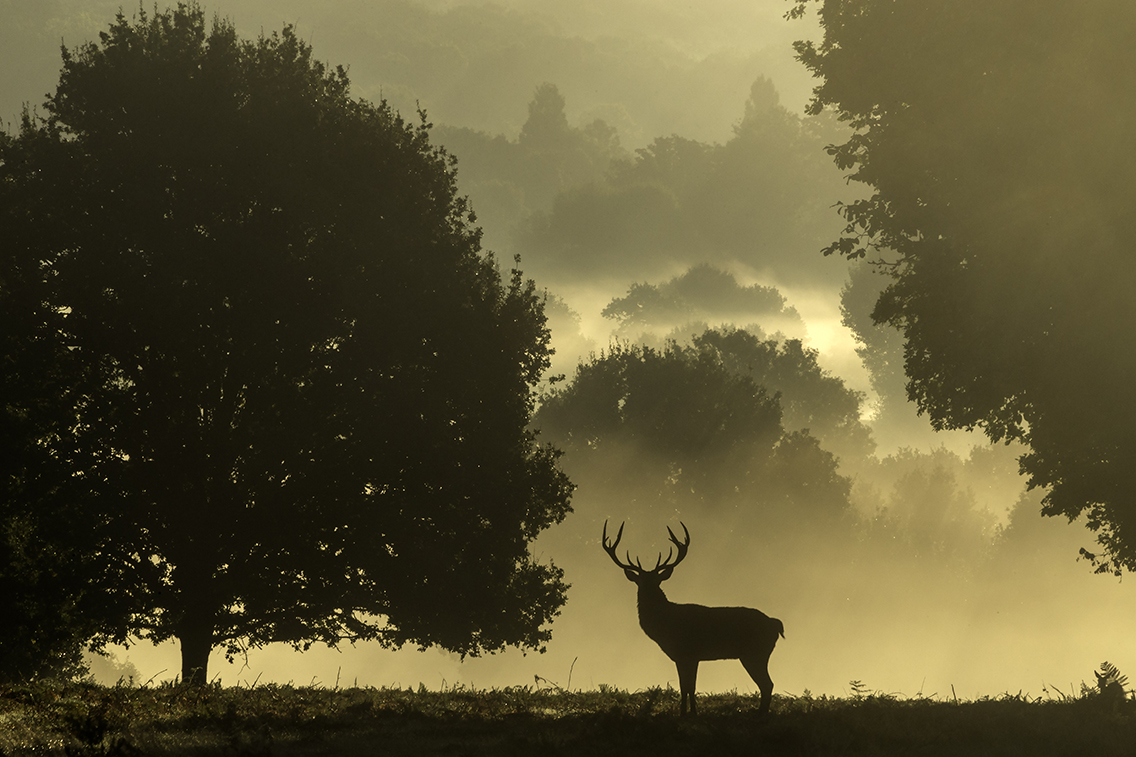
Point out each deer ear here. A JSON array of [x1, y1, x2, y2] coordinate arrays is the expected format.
[[657, 565, 675, 581], [624, 568, 639, 583]]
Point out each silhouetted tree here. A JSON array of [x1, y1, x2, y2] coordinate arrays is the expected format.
[[0, 4, 572, 685], [537, 342, 781, 463], [762, 430, 853, 524], [0, 131, 141, 679], [519, 83, 572, 149], [696, 328, 875, 465], [0, 517, 96, 682], [601, 264, 799, 338], [790, 0, 1136, 573], [535, 337, 852, 525]]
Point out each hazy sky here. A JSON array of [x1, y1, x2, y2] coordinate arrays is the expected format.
[[7, 0, 1133, 700]]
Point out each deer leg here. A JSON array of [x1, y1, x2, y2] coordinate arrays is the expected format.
[[676, 659, 699, 717], [740, 654, 774, 715]]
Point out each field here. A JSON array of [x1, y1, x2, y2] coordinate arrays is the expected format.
[[2, 680, 1134, 756]]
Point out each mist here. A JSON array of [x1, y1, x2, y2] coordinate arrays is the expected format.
[[7, 1, 1132, 699]]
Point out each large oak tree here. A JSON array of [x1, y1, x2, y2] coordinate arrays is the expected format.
[[789, 0, 1136, 573], [0, 4, 572, 684]]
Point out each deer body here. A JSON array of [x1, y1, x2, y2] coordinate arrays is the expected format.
[[604, 522, 784, 716], [639, 594, 784, 662]]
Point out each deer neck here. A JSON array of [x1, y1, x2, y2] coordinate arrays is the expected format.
[[636, 584, 672, 634]]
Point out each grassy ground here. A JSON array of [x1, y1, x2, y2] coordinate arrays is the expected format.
[[2, 679, 1134, 756]]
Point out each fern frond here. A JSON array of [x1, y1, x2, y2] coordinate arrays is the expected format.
[[1095, 661, 1129, 694]]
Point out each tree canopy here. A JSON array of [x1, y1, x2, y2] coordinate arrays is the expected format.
[[516, 77, 853, 284], [0, 3, 572, 684], [534, 335, 853, 527], [695, 328, 875, 465], [601, 264, 800, 338], [430, 83, 626, 256], [790, 0, 1136, 573]]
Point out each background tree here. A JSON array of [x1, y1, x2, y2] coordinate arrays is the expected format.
[[790, 0, 1136, 573], [536, 341, 783, 462], [534, 337, 851, 526], [0, 4, 571, 685], [853, 447, 1001, 568], [517, 76, 852, 285], [695, 328, 875, 466], [601, 264, 803, 341], [432, 83, 626, 250]]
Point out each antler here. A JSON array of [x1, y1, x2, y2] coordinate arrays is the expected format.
[[602, 520, 640, 572], [603, 520, 690, 574], [656, 522, 690, 571]]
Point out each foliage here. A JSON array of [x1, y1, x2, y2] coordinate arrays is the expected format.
[[534, 335, 852, 527], [696, 327, 875, 464], [839, 261, 911, 438], [540, 292, 597, 383], [538, 340, 783, 464], [432, 84, 626, 249], [0, 3, 571, 685], [517, 83, 626, 208], [544, 321, 873, 470], [1091, 661, 1130, 701], [3, 680, 1136, 757], [602, 264, 803, 342], [517, 77, 853, 284], [790, 0, 1136, 574], [852, 446, 1019, 567], [0, 517, 91, 683]]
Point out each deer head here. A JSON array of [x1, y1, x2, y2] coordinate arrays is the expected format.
[[602, 520, 690, 592]]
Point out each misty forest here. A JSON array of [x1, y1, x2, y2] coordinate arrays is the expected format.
[[3, 0, 1136, 737]]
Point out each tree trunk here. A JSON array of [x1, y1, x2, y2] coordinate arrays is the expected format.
[[173, 548, 220, 685], [179, 618, 214, 685], [177, 600, 219, 686]]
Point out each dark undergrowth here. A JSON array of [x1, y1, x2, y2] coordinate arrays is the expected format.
[[2, 678, 1134, 756]]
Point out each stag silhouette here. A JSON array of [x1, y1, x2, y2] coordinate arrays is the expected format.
[[602, 520, 785, 716]]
